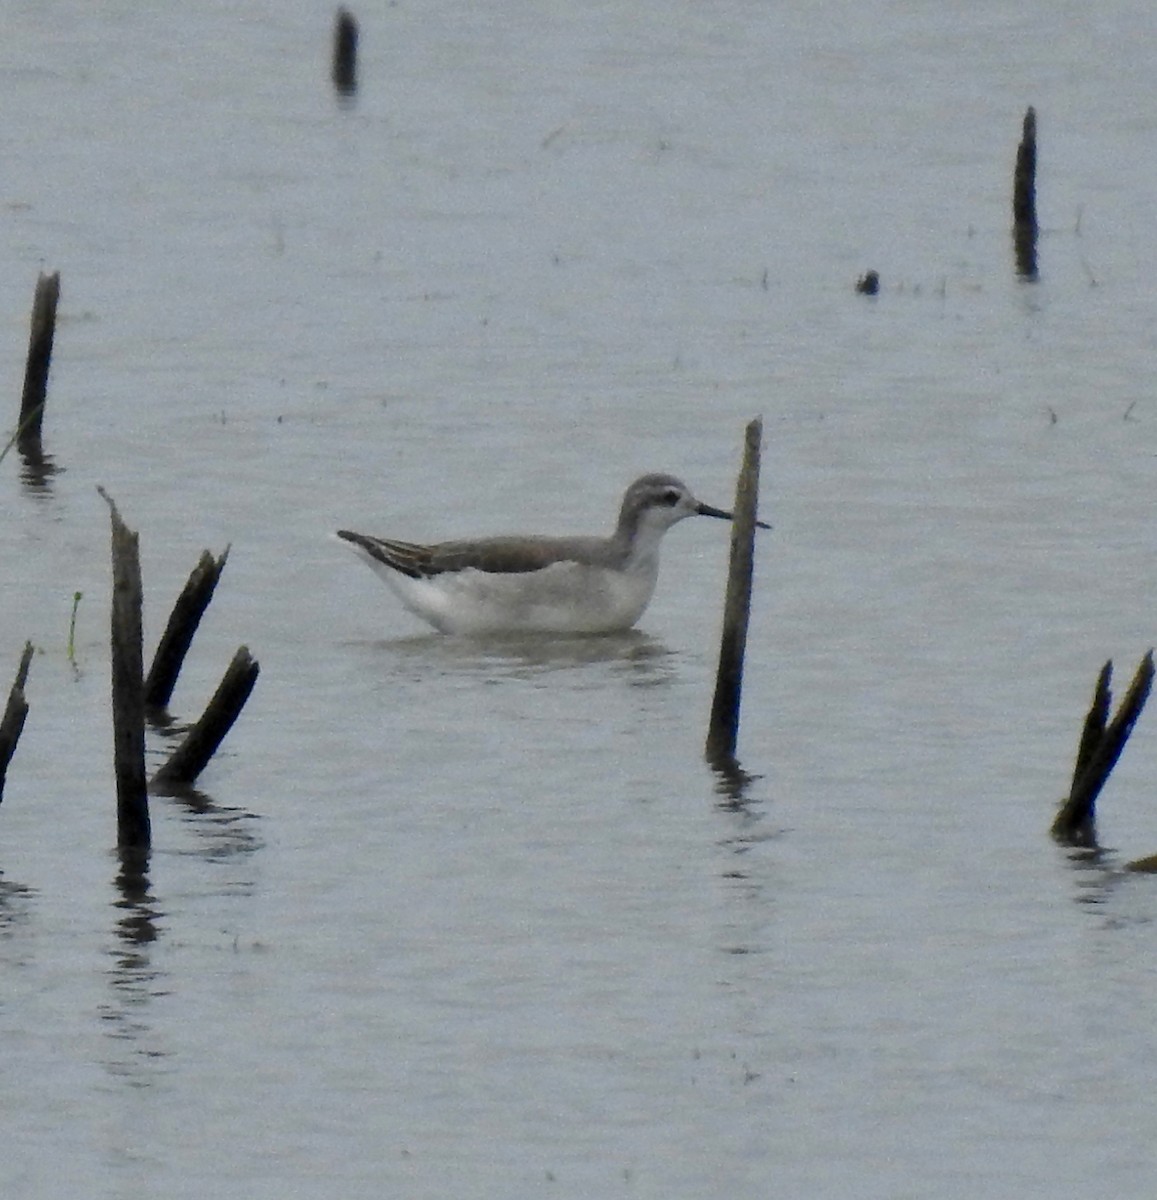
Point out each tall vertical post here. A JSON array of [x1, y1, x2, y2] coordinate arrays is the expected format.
[[19, 271, 61, 454], [100, 488, 150, 849], [706, 418, 762, 767]]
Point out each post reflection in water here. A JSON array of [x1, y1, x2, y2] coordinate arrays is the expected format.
[[18, 444, 58, 498], [374, 627, 676, 684], [710, 747, 777, 969], [1062, 845, 1145, 911], [709, 752, 762, 810], [100, 849, 169, 1087], [154, 784, 265, 869], [98, 786, 262, 1087], [0, 875, 35, 959]]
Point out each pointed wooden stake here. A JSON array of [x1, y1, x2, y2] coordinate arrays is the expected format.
[[0, 642, 34, 805]]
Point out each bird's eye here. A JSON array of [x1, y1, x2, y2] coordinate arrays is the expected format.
[[660, 489, 680, 507]]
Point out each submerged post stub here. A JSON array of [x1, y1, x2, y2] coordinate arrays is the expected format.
[[1051, 650, 1154, 847], [98, 487, 150, 850], [706, 418, 763, 768], [855, 270, 880, 296], [332, 7, 359, 98], [18, 271, 61, 454], [1013, 106, 1039, 280]]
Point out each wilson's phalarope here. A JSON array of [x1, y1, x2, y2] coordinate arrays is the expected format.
[[336, 473, 768, 635]]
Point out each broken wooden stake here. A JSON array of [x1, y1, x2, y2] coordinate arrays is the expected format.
[[1013, 106, 1039, 280], [1052, 650, 1154, 847], [145, 547, 231, 711], [706, 418, 764, 770], [99, 487, 150, 849], [18, 271, 61, 456], [0, 642, 34, 806], [152, 646, 260, 788]]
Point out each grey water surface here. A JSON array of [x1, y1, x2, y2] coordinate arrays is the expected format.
[[3, 2, 1157, 1197]]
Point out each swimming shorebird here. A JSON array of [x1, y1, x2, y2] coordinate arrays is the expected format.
[[336, 473, 767, 636]]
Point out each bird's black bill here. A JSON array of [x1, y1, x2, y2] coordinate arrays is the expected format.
[[696, 502, 771, 530]]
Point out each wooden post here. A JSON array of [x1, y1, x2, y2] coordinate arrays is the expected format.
[[706, 418, 763, 768], [19, 271, 61, 454], [144, 547, 230, 711], [153, 646, 260, 788], [99, 488, 150, 849], [1013, 107, 1039, 280], [1052, 651, 1154, 846], [332, 7, 359, 97], [0, 642, 34, 805]]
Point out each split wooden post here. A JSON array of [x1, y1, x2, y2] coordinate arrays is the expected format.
[[1013, 106, 1039, 279], [0, 642, 34, 806], [153, 646, 260, 788], [706, 418, 763, 768], [332, 7, 359, 97], [99, 488, 150, 849], [144, 547, 231, 711], [18, 271, 61, 454], [1052, 651, 1154, 846]]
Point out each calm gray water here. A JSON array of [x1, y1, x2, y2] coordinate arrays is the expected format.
[[3, 2, 1157, 1196]]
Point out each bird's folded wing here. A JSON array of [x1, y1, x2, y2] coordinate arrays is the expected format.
[[428, 537, 588, 575], [337, 531, 595, 578], [336, 531, 434, 579]]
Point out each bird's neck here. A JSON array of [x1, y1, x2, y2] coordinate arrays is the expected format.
[[613, 520, 667, 574]]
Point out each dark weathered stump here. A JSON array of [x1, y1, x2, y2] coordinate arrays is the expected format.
[[153, 646, 260, 788], [332, 7, 359, 97], [1052, 651, 1154, 846], [18, 271, 61, 455], [1013, 106, 1039, 280], [145, 547, 231, 711], [855, 270, 880, 296], [706, 418, 763, 769], [0, 642, 34, 805], [99, 488, 150, 849]]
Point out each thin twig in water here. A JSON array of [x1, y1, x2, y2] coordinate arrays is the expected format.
[[67, 592, 82, 668]]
